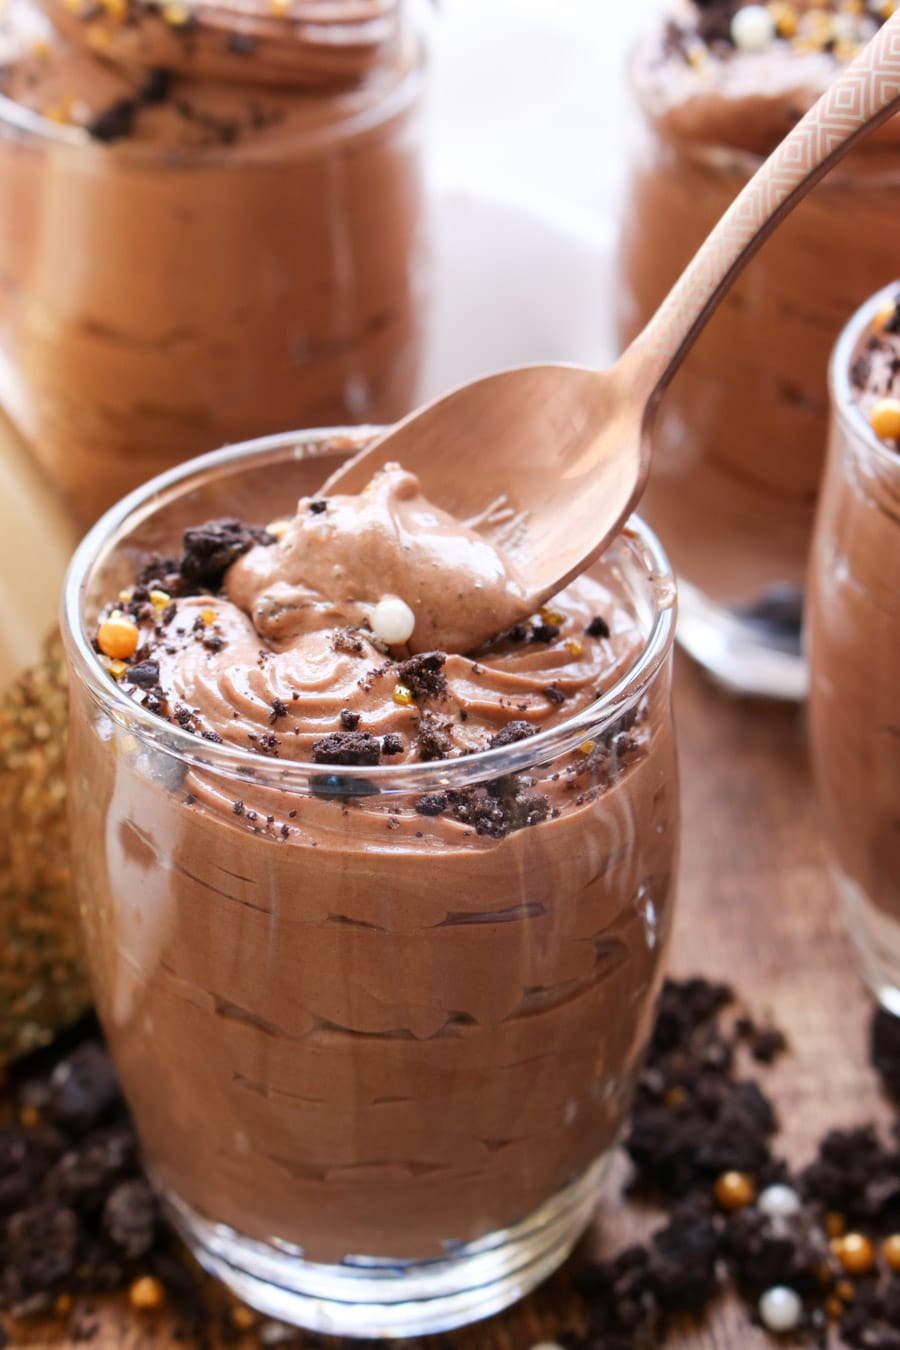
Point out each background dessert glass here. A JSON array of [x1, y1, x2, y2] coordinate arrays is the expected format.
[[617, 68, 900, 701], [61, 426, 679, 1337], [807, 286, 900, 1013], [0, 31, 427, 529]]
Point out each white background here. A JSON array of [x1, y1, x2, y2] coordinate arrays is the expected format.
[[430, 0, 669, 219], [418, 0, 669, 396]]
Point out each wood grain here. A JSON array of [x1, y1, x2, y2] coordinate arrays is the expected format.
[[8, 653, 888, 1350]]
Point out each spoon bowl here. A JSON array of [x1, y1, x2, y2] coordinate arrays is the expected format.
[[322, 357, 647, 606]]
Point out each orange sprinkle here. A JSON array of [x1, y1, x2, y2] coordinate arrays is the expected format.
[[870, 398, 900, 442], [129, 1275, 166, 1311], [97, 614, 138, 660]]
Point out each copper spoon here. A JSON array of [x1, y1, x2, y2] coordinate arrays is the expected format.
[[324, 15, 900, 646]]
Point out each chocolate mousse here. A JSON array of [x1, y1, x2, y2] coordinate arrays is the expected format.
[[619, 0, 900, 631], [808, 292, 900, 960], [0, 0, 426, 525], [68, 455, 679, 1268]]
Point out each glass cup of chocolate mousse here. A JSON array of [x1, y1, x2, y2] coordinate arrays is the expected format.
[[0, 0, 427, 529], [60, 426, 679, 1336], [617, 0, 900, 700], [807, 285, 900, 1013]]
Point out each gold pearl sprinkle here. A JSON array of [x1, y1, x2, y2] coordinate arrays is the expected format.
[[149, 589, 171, 609], [392, 684, 413, 707], [200, 607, 216, 626], [835, 1233, 876, 1277], [564, 637, 583, 657], [714, 1170, 756, 1211], [269, 0, 291, 13], [539, 606, 564, 626], [577, 739, 596, 757], [883, 1234, 900, 1272]]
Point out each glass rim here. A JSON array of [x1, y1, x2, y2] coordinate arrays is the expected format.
[[0, 28, 425, 160], [830, 280, 900, 478], [60, 427, 677, 797]]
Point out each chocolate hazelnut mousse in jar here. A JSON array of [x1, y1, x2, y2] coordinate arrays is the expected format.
[[61, 426, 679, 1336], [808, 284, 900, 1012], [618, 0, 900, 700], [0, 0, 427, 528]]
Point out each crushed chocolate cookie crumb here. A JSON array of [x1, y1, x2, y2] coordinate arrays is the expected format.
[[450, 776, 549, 838], [396, 652, 447, 701], [180, 519, 273, 591], [308, 500, 328, 515], [139, 68, 171, 105], [416, 713, 452, 762], [87, 99, 135, 144], [489, 721, 535, 749], [269, 699, 289, 724], [127, 661, 159, 690], [312, 732, 382, 767], [586, 615, 611, 639], [530, 623, 560, 644], [340, 709, 361, 731], [227, 32, 256, 55], [414, 792, 448, 817], [333, 630, 365, 657], [381, 733, 403, 757], [542, 684, 566, 705]]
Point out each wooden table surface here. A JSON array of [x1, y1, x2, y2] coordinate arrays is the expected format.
[[9, 652, 889, 1350]]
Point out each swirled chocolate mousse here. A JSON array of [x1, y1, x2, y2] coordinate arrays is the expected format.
[[620, 0, 900, 616], [0, 0, 425, 524], [808, 295, 900, 934], [75, 464, 678, 1263]]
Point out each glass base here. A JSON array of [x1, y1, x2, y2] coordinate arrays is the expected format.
[[676, 580, 808, 702], [835, 867, 900, 1016], [160, 1153, 611, 1339]]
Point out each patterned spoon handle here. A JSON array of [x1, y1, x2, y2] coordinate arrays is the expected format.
[[631, 11, 900, 398]]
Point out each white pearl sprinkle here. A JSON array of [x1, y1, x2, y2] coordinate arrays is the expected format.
[[730, 5, 776, 52], [761, 1182, 804, 1225], [371, 595, 416, 646], [757, 1183, 802, 1220], [758, 1286, 803, 1334]]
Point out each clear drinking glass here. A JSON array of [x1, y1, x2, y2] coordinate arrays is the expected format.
[[808, 286, 900, 1012], [61, 427, 679, 1337], [617, 76, 900, 700], [0, 31, 427, 528]]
